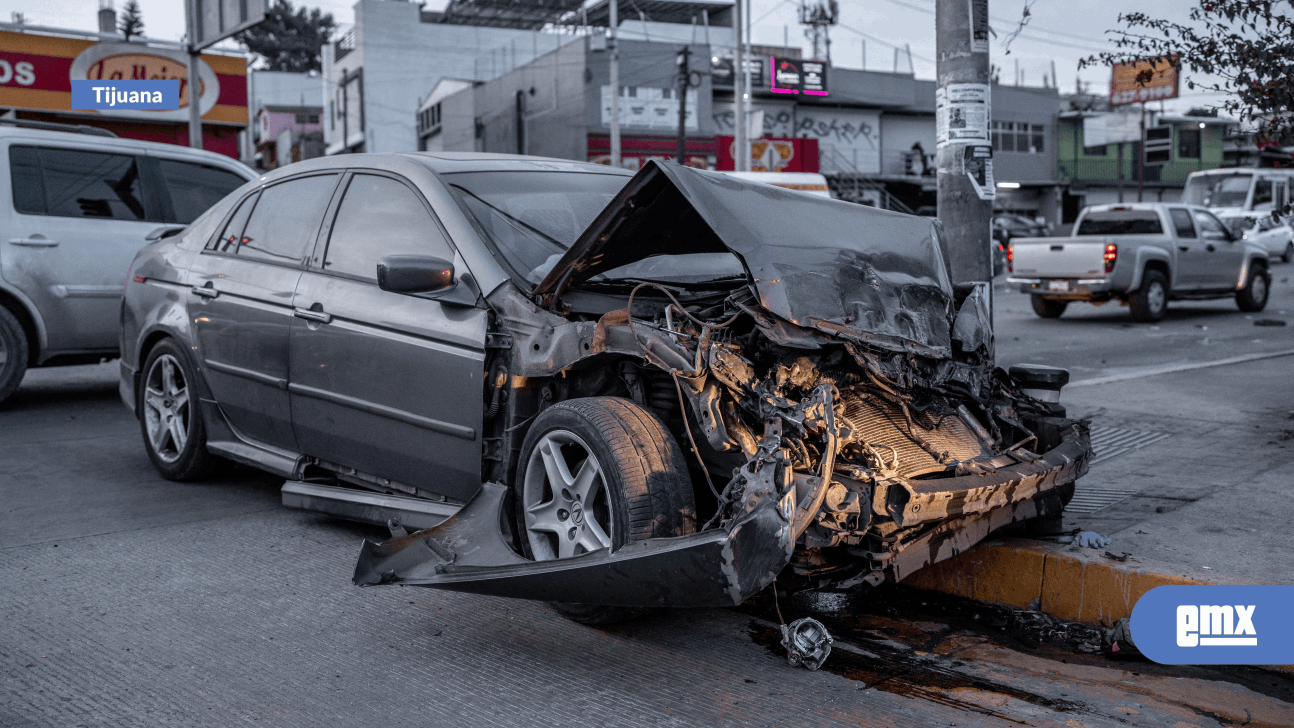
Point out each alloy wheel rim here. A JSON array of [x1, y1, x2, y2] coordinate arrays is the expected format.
[[1148, 282, 1166, 315], [143, 354, 191, 463], [522, 429, 612, 560], [1252, 273, 1267, 304]]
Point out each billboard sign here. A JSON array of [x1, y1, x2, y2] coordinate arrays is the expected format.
[[770, 57, 828, 96], [1110, 56, 1179, 106], [192, 0, 268, 51], [0, 31, 247, 125], [715, 135, 819, 172], [1083, 113, 1142, 146]]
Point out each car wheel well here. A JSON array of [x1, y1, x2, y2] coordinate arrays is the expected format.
[[0, 290, 40, 367], [1143, 259, 1170, 284]]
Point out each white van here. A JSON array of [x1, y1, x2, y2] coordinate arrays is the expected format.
[[0, 122, 257, 403], [1182, 167, 1294, 261]]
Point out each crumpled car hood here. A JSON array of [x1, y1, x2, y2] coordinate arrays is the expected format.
[[532, 161, 957, 358]]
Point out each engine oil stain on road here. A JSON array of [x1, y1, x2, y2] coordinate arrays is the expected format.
[[737, 585, 1294, 727]]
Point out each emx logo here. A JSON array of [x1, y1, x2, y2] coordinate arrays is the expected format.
[[1177, 604, 1256, 647], [1132, 585, 1292, 664]]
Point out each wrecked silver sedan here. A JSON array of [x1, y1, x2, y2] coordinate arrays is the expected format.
[[120, 153, 1088, 624]]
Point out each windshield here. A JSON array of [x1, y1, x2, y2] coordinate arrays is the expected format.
[[1182, 173, 1252, 208], [1076, 210, 1164, 235], [446, 170, 745, 287]]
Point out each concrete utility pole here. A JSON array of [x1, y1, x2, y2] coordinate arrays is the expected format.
[[609, 0, 620, 167], [185, 0, 203, 149], [732, 0, 747, 171], [935, 0, 993, 286], [676, 46, 690, 164]]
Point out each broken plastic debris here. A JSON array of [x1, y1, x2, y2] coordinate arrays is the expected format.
[[1074, 531, 1110, 549], [781, 618, 834, 671]]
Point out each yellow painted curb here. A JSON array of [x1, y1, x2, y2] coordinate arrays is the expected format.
[[901, 538, 1292, 674]]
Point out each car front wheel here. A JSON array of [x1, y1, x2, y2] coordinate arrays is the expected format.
[[139, 339, 218, 481], [1236, 265, 1270, 312], [517, 396, 696, 625]]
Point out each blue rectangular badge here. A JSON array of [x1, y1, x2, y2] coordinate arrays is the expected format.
[[71, 80, 180, 110]]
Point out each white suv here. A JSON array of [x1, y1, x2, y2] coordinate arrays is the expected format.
[[0, 123, 256, 403]]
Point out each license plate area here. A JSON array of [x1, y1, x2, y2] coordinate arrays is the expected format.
[[1047, 279, 1071, 292]]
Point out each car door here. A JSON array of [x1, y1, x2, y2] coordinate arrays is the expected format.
[[1192, 209, 1244, 289], [287, 171, 487, 502], [1167, 208, 1205, 289], [186, 172, 341, 451], [1, 143, 164, 355]]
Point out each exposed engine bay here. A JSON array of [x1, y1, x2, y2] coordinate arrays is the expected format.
[[353, 161, 1091, 607]]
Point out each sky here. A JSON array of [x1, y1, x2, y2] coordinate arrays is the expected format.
[[0, 0, 1232, 114]]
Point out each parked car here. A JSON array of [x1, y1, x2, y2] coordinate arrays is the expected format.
[[0, 123, 256, 403], [1220, 212, 1293, 263], [992, 214, 1050, 275], [121, 153, 1091, 623], [1008, 203, 1271, 322]]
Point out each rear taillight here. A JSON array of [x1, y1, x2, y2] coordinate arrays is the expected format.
[[1103, 243, 1118, 274], [1007, 243, 1014, 274]]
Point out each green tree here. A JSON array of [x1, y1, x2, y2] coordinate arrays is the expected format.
[[238, 0, 336, 73], [118, 0, 145, 41], [1081, 1, 1294, 145]]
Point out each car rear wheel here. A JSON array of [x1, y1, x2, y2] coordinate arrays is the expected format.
[[140, 339, 218, 481], [1129, 270, 1168, 322], [1236, 265, 1270, 312], [0, 305, 29, 405], [517, 396, 696, 625], [1030, 295, 1068, 319]]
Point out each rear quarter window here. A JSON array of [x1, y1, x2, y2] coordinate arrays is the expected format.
[[1076, 210, 1164, 235]]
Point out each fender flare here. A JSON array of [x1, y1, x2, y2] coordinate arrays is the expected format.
[[1127, 247, 1173, 292], [0, 280, 48, 362]]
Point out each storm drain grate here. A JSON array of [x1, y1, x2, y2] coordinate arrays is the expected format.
[[1064, 425, 1173, 514], [1087, 425, 1172, 465]]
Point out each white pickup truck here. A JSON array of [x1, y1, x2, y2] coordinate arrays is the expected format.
[[1007, 203, 1272, 322]]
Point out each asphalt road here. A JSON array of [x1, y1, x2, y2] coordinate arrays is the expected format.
[[2, 262, 1292, 727]]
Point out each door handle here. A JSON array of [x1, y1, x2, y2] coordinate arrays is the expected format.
[[8, 237, 59, 247], [191, 284, 219, 299], [293, 307, 332, 324], [1206, 244, 1217, 252], [1178, 246, 1189, 252]]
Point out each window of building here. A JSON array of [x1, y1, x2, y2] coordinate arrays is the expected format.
[[1083, 144, 1108, 156], [323, 174, 453, 280], [992, 121, 1045, 153], [1178, 128, 1201, 158]]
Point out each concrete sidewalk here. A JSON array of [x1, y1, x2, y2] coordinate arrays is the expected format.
[[905, 342, 1294, 630]]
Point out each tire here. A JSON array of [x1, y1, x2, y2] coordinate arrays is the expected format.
[[1281, 242, 1292, 264], [1129, 269, 1169, 323], [1236, 264, 1270, 312], [138, 338, 219, 481], [1030, 295, 1068, 319], [516, 396, 696, 625], [0, 305, 29, 405]]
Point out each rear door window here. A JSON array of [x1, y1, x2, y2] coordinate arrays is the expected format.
[[156, 159, 249, 224], [1168, 208, 1196, 238], [235, 174, 338, 264], [35, 147, 149, 220], [1076, 210, 1164, 235], [322, 173, 454, 280]]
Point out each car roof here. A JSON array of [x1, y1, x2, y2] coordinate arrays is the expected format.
[[400, 151, 634, 176], [1084, 202, 1210, 213], [0, 125, 254, 174]]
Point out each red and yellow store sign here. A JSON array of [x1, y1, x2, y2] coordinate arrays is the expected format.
[[0, 30, 246, 125]]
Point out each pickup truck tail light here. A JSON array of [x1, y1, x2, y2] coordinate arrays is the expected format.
[[1007, 243, 1014, 273], [1103, 243, 1118, 274]]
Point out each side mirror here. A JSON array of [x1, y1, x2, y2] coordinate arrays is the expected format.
[[376, 255, 455, 295]]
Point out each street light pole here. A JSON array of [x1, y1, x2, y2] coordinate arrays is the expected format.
[[732, 0, 746, 171], [185, 0, 203, 149], [609, 0, 620, 167], [676, 46, 690, 164], [935, 0, 993, 287]]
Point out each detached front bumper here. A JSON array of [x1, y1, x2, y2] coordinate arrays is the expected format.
[[352, 424, 1089, 608], [353, 481, 795, 608]]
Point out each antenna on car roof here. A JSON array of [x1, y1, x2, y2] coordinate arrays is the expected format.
[[0, 118, 117, 138]]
